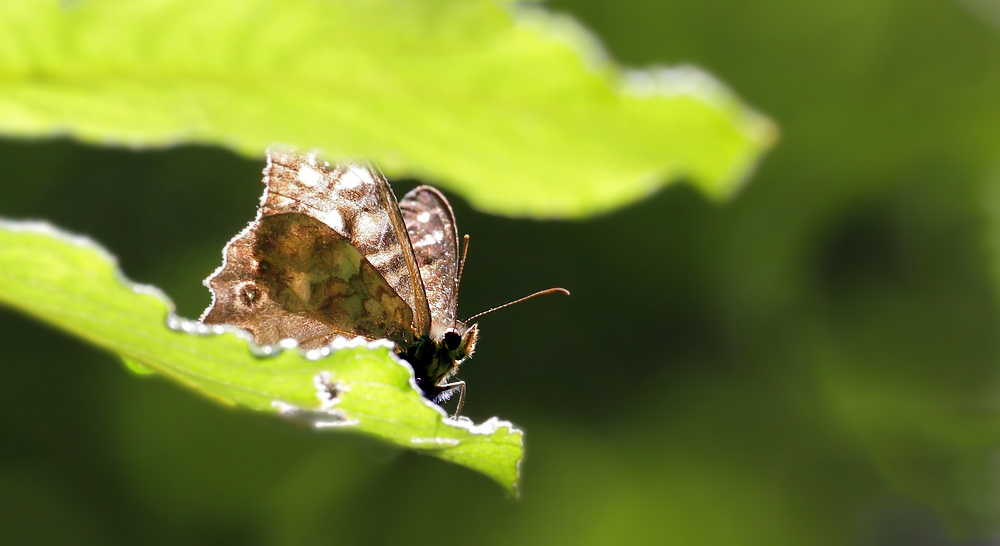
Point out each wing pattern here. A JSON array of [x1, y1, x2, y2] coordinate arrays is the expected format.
[[399, 186, 460, 338], [201, 214, 414, 348], [261, 151, 430, 335], [201, 150, 433, 348]]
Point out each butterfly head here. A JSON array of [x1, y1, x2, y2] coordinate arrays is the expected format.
[[440, 322, 479, 365], [403, 321, 478, 401]]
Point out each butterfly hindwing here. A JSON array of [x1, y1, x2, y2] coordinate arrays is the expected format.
[[260, 151, 431, 336], [399, 186, 461, 337], [201, 213, 416, 349]]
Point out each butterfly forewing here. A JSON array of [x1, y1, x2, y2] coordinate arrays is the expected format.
[[399, 186, 460, 336], [260, 151, 430, 336], [201, 213, 415, 349]]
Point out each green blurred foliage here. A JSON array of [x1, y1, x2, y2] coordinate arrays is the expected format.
[[0, 0, 771, 217], [2, 1, 1000, 546]]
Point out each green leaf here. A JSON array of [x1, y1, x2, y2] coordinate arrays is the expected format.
[[0, 0, 774, 217], [0, 220, 523, 494], [121, 356, 156, 375]]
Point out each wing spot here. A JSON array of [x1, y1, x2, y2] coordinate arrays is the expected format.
[[413, 234, 437, 248], [351, 166, 375, 186], [356, 212, 388, 243], [237, 282, 262, 307], [297, 165, 323, 187], [417, 211, 431, 223], [367, 249, 393, 266], [337, 166, 373, 190], [323, 209, 345, 233]]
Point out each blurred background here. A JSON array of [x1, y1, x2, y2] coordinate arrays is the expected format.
[[4, 0, 1000, 544]]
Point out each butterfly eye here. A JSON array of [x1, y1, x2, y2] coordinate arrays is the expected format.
[[443, 331, 462, 351], [239, 283, 262, 307]]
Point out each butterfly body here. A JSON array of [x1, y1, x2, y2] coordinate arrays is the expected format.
[[201, 151, 475, 409], [404, 324, 478, 403]]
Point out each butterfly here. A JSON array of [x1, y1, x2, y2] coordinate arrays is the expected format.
[[200, 150, 565, 415]]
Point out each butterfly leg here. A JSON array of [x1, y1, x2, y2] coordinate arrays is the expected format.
[[437, 380, 467, 418]]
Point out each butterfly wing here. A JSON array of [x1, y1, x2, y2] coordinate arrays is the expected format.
[[201, 213, 415, 349], [258, 150, 431, 337], [399, 186, 460, 337]]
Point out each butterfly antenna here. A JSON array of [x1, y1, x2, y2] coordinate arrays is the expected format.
[[464, 287, 570, 323], [456, 234, 470, 294]]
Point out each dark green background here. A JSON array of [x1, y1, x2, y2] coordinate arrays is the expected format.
[[3, 0, 1000, 544]]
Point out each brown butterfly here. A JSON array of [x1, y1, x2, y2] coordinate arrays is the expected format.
[[200, 150, 566, 415]]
